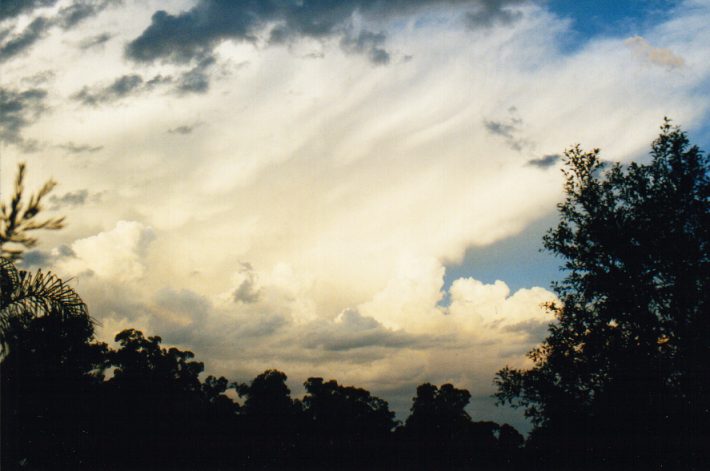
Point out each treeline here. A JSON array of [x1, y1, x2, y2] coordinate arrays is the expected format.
[[1, 310, 523, 470]]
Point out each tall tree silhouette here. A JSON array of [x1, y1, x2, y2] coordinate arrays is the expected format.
[[495, 120, 709, 469]]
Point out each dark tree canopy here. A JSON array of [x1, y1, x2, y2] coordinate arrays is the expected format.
[[495, 120, 710, 469]]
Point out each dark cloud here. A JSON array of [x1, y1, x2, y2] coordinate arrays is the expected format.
[[21, 249, 54, 268], [527, 154, 560, 169], [0, 1, 120, 60], [0, 86, 48, 146], [56, 0, 120, 29], [72, 73, 173, 105], [0, 17, 50, 62], [79, 32, 113, 49], [58, 142, 103, 154], [302, 309, 433, 352], [176, 57, 215, 94], [49, 189, 102, 210], [233, 262, 260, 304], [21, 244, 75, 269], [49, 189, 89, 208], [501, 319, 549, 343], [0, 0, 58, 20], [340, 30, 390, 65], [124, 1, 527, 93], [484, 119, 516, 139], [127, 1, 525, 67], [168, 124, 199, 135], [483, 106, 530, 151], [145, 74, 174, 88], [465, 0, 524, 28]]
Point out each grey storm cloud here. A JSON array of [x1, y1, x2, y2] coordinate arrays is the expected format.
[[72, 73, 176, 105], [49, 189, 90, 209], [79, 32, 113, 49], [73, 74, 143, 105], [527, 154, 560, 169], [302, 308, 434, 352], [465, 0, 525, 27], [126, 0, 526, 67], [0, 86, 47, 146], [21, 244, 75, 269], [0, 0, 59, 20], [0, 0, 120, 62], [0, 17, 50, 62], [233, 262, 261, 304], [176, 57, 215, 94], [340, 30, 390, 64]]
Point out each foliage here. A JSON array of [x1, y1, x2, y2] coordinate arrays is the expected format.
[[0, 162, 64, 260], [494, 120, 709, 468], [0, 257, 88, 355], [0, 258, 105, 469]]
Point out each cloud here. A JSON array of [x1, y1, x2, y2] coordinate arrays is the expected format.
[[0, 1, 120, 61], [56, 220, 155, 282], [176, 57, 215, 94], [625, 35, 685, 69], [302, 308, 435, 352], [21, 244, 75, 269], [72, 73, 174, 105], [465, 0, 524, 27], [49, 189, 94, 209], [232, 262, 261, 304], [58, 142, 103, 154], [483, 107, 529, 152], [168, 123, 199, 135], [0, 17, 50, 62], [21, 70, 55, 86], [526, 154, 560, 169], [57, 0, 119, 29], [79, 32, 113, 50], [126, 0, 526, 67], [0, 0, 59, 21], [0, 86, 47, 146], [340, 30, 390, 65]]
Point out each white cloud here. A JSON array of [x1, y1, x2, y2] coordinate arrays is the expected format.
[[56, 220, 155, 281]]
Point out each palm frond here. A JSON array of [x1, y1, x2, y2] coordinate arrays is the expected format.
[[0, 260, 89, 356]]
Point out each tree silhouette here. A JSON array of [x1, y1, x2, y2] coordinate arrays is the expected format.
[[302, 377, 397, 468], [102, 329, 238, 469], [0, 257, 88, 354], [0, 259, 106, 469], [234, 369, 302, 468], [400, 382, 508, 469], [0, 162, 64, 260], [495, 120, 709, 469]]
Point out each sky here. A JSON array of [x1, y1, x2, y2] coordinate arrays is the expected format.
[[1, 0, 709, 432]]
